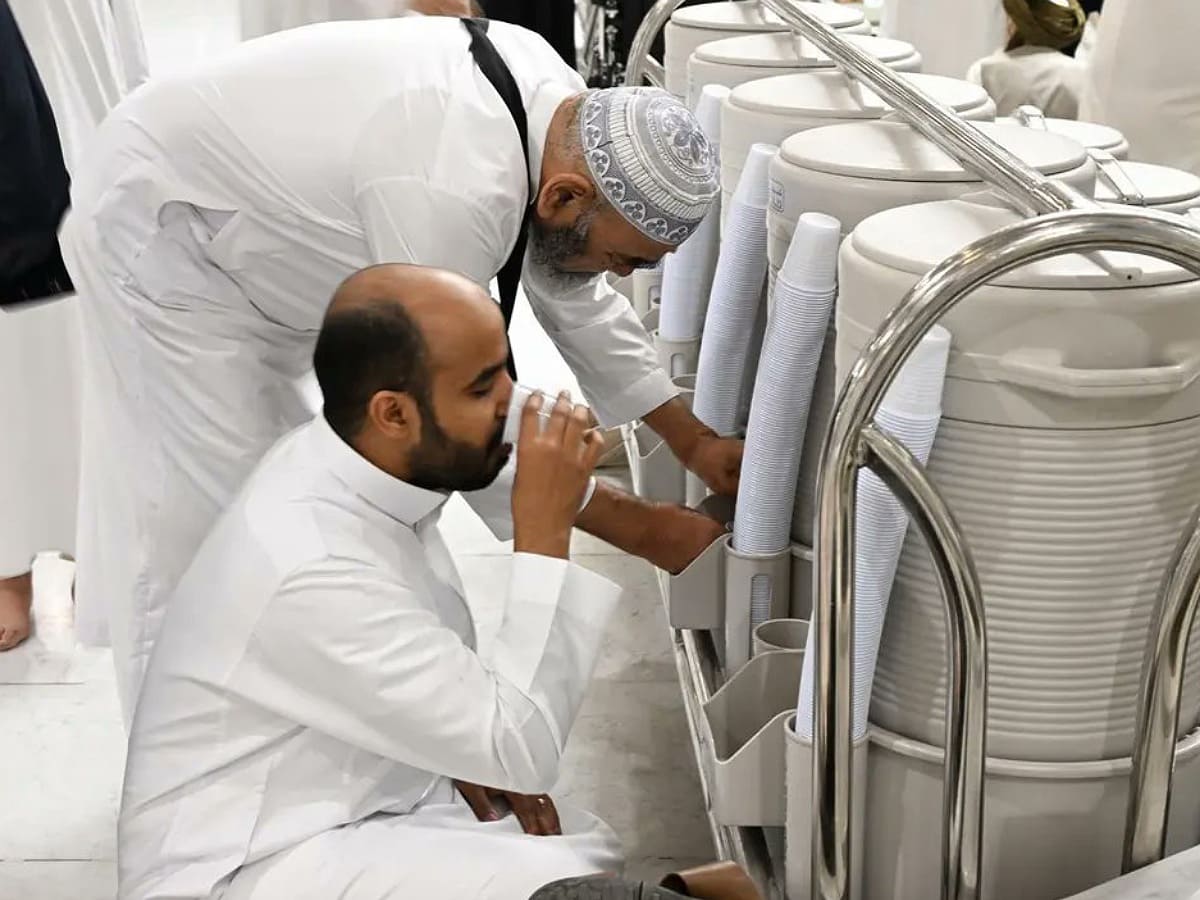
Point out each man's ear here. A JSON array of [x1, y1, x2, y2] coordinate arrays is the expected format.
[[535, 173, 595, 228], [367, 390, 421, 442]]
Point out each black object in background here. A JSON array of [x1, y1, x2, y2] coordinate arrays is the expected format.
[[0, 0, 73, 305], [477, 0, 577, 69], [1065, 0, 1104, 56]]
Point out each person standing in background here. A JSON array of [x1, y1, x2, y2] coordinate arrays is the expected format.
[[967, 0, 1087, 119], [241, 0, 478, 40], [0, 0, 147, 651], [1081, 0, 1200, 177], [881, 0, 1007, 78]]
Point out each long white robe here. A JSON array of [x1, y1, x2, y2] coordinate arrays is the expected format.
[[241, 0, 414, 40], [0, 0, 145, 577], [60, 16, 674, 718], [1080, 0, 1200, 177], [119, 416, 623, 900], [881, 0, 1007, 78], [967, 45, 1086, 119]]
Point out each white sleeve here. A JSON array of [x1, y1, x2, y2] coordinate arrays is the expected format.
[[241, 554, 621, 794], [522, 263, 677, 427]]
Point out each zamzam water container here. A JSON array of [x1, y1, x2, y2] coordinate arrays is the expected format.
[[772, 121, 1094, 562], [768, 120, 1094, 260], [997, 114, 1130, 159], [664, 0, 869, 99], [838, 196, 1200, 763], [721, 70, 995, 212], [685, 32, 921, 109], [1093, 159, 1200, 214]]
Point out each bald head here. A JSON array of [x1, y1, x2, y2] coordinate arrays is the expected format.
[[315, 264, 506, 442]]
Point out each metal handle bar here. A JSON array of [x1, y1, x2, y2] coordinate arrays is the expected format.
[[624, 2, 1200, 895], [815, 206, 1200, 900], [624, 0, 1092, 216]]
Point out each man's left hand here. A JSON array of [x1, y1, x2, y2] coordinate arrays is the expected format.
[[455, 780, 562, 836], [684, 434, 744, 497]]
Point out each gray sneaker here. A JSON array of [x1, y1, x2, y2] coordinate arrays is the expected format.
[[529, 876, 689, 900]]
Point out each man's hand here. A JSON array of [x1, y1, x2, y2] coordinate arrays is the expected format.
[[641, 397, 744, 496], [683, 434, 743, 497], [575, 481, 728, 574], [455, 780, 562, 836], [513, 391, 604, 560], [645, 503, 729, 574]]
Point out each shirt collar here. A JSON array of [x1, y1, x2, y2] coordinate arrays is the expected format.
[[527, 81, 578, 201], [308, 415, 449, 528]]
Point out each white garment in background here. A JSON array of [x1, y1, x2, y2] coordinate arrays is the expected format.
[[0, 0, 145, 576], [119, 416, 623, 900], [8, 0, 145, 170], [60, 17, 673, 718], [109, 0, 151, 90], [0, 300, 81, 577], [241, 0, 414, 39], [967, 44, 1085, 118], [1081, 0, 1200, 176], [881, 0, 1006, 78]]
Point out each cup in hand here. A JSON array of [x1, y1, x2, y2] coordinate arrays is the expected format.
[[503, 383, 563, 447]]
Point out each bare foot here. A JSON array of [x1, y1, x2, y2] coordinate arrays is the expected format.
[[0, 571, 33, 651]]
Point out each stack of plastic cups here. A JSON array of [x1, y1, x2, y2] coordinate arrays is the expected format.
[[658, 84, 730, 376], [733, 212, 842, 634], [796, 325, 952, 740], [693, 143, 775, 439]]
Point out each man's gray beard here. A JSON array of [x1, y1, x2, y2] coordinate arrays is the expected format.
[[528, 207, 599, 292]]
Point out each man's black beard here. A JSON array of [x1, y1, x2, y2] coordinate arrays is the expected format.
[[406, 411, 510, 493], [528, 206, 598, 291]]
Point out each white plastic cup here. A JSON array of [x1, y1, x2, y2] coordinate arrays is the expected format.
[[503, 384, 563, 446]]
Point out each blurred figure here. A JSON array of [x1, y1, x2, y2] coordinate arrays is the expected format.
[[241, 0, 477, 39], [0, 0, 146, 651], [881, 0, 1006, 78], [968, 0, 1088, 118], [1081, 0, 1200, 176]]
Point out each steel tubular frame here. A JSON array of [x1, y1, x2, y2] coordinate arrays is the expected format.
[[621, 3, 1200, 899]]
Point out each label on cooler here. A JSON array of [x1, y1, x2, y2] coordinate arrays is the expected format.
[[769, 177, 785, 214]]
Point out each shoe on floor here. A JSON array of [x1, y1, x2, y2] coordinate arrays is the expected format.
[[529, 875, 687, 900]]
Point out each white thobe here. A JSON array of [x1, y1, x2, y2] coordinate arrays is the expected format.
[[241, 0, 415, 40], [59, 16, 674, 716], [1080, 0, 1200, 177], [967, 45, 1086, 119], [8, 0, 144, 171], [881, 0, 1006, 78], [0, 0, 145, 576], [119, 416, 623, 900]]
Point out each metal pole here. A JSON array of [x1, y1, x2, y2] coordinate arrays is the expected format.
[[622, 0, 685, 87], [1124, 507, 1200, 871], [812, 207, 1200, 900], [863, 427, 988, 900]]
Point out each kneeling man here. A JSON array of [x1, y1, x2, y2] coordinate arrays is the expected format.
[[118, 264, 728, 900]]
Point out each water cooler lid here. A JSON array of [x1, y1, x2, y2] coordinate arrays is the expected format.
[[849, 198, 1196, 288], [671, 0, 863, 32], [996, 116, 1126, 154], [1094, 161, 1200, 207], [779, 120, 1087, 183], [693, 31, 913, 67], [729, 70, 991, 120]]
